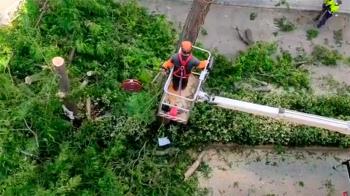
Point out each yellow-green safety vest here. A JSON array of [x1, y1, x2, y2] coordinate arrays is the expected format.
[[324, 0, 340, 13]]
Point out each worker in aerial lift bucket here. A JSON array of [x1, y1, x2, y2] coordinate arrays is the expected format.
[[314, 0, 342, 28], [162, 41, 208, 91]]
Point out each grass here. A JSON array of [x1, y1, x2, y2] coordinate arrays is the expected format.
[[1, 1, 350, 194], [324, 179, 335, 196], [274, 0, 290, 9], [311, 45, 342, 66], [200, 27, 208, 36], [250, 12, 257, 20], [298, 181, 304, 187], [345, 57, 350, 65], [199, 163, 212, 178], [306, 29, 319, 40], [274, 145, 286, 154], [274, 16, 296, 32]]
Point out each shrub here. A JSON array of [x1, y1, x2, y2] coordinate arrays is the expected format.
[[274, 17, 296, 32], [306, 29, 319, 40], [311, 45, 342, 66], [208, 42, 309, 91]]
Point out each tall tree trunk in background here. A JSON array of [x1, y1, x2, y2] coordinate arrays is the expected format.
[[180, 0, 212, 45]]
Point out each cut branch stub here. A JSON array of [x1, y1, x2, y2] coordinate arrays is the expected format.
[[52, 56, 70, 98]]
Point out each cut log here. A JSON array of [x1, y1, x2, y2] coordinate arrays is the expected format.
[[235, 27, 254, 46], [244, 28, 254, 45], [52, 56, 70, 97], [184, 151, 206, 180], [52, 56, 79, 122], [235, 27, 249, 46], [86, 97, 91, 120]]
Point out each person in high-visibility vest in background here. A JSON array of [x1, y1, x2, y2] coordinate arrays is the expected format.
[[162, 41, 208, 91], [314, 0, 342, 28]]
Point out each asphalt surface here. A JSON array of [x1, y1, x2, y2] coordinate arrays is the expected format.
[[179, 0, 350, 14]]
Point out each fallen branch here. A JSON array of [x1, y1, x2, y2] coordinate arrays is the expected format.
[[295, 61, 309, 68], [235, 27, 254, 46], [155, 147, 180, 156], [254, 86, 272, 92], [184, 151, 206, 180], [86, 97, 91, 120], [244, 28, 254, 45], [20, 150, 37, 157], [35, 0, 49, 28], [250, 78, 268, 86], [67, 47, 76, 65], [24, 119, 39, 148], [235, 26, 249, 46]]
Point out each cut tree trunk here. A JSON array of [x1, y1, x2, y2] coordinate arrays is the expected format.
[[52, 57, 70, 97], [180, 0, 213, 45], [52, 56, 78, 121]]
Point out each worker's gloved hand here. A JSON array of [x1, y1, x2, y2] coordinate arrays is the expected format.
[[334, 14, 339, 17], [161, 68, 168, 76]]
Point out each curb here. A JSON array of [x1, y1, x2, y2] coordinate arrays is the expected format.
[[178, 0, 350, 14], [215, 0, 350, 14]]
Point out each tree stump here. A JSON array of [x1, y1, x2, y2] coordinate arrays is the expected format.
[[52, 56, 78, 123], [52, 57, 70, 98]]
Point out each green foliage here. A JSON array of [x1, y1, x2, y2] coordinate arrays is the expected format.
[[306, 29, 319, 40], [200, 27, 208, 36], [199, 163, 212, 178], [208, 42, 309, 91], [274, 16, 295, 32], [1, 0, 350, 194], [275, 0, 290, 9], [345, 57, 350, 65], [250, 12, 257, 20], [312, 45, 342, 66], [0, 0, 197, 195]]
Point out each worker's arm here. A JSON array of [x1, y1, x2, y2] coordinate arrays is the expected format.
[[330, 4, 340, 14], [162, 55, 175, 70], [162, 59, 174, 70]]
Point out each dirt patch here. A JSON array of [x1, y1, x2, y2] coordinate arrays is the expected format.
[[197, 146, 350, 195], [307, 64, 350, 95]]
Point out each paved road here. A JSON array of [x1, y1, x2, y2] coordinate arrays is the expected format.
[[199, 146, 350, 195], [179, 0, 350, 14]]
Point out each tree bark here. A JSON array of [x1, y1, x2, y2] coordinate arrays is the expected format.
[[52, 57, 70, 97], [180, 0, 212, 45], [52, 57, 78, 121]]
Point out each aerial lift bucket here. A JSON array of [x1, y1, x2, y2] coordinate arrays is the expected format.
[[157, 46, 212, 124]]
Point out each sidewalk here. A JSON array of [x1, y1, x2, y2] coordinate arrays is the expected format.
[[182, 0, 350, 14], [0, 0, 24, 25]]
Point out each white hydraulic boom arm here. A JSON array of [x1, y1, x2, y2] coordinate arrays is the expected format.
[[198, 92, 350, 135]]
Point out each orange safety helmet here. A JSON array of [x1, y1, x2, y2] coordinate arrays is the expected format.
[[181, 41, 193, 55]]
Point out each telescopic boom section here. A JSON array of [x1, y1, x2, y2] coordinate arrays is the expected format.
[[198, 92, 350, 135]]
